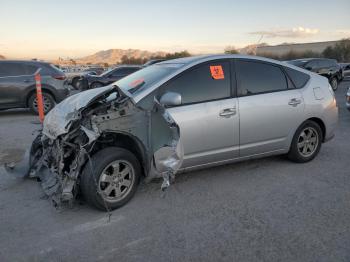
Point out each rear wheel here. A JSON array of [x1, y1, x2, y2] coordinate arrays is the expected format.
[[91, 82, 103, 89], [330, 77, 338, 91], [288, 120, 323, 163], [28, 92, 55, 114], [80, 147, 141, 211], [71, 77, 80, 90]]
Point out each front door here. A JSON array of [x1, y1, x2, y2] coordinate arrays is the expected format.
[[0, 62, 34, 107], [158, 59, 239, 168]]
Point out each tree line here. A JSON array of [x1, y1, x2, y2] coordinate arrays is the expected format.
[[120, 50, 191, 65]]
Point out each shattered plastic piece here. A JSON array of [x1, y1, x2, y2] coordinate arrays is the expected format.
[[4, 150, 30, 178], [81, 126, 100, 145]]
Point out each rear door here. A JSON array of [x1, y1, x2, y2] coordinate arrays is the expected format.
[[158, 59, 239, 168], [236, 59, 305, 156], [0, 62, 36, 107]]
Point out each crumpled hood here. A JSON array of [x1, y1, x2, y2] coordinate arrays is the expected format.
[[43, 85, 116, 139]]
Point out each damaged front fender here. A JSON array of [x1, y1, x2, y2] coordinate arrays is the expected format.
[[17, 85, 183, 207]]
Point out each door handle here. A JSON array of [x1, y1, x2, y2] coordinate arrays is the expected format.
[[219, 108, 236, 117], [288, 98, 302, 107]]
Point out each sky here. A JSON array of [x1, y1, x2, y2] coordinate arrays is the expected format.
[[0, 0, 349, 59]]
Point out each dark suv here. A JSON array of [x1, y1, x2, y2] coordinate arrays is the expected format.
[[83, 65, 141, 89], [287, 58, 342, 90], [0, 60, 69, 113]]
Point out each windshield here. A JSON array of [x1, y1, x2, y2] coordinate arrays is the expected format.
[[115, 63, 183, 97], [100, 67, 115, 77], [287, 60, 309, 67]]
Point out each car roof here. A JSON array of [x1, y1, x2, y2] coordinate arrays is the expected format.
[[157, 54, 294, 68], [115, 64, 142, 68], [289, 58, 336, 62], [0, 59, 51, 66]]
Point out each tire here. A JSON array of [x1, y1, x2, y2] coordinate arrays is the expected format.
[[330, 77, 338, 91], [28, 92, 55, 114], [90, 82, 103, 89], [288, 120, 323, 163], [80, 147, 141, 211], [71, 77, 80, 90]]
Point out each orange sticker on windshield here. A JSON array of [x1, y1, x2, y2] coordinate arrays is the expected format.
[[210, 65, 224, 80]]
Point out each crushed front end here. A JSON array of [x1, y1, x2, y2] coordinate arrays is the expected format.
[[25, 85, 183, 207]]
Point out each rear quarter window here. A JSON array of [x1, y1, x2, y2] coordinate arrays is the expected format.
[[284, 67, 310, 88]]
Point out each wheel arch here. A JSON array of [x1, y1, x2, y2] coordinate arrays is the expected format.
[[90, 81, 104, 88], [26, 86, 57, 106], [306, 117, 326, 142], [92, 131, 150, 176]]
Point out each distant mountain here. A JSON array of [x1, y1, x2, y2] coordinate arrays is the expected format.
[[0, 55, 5, 59], [75, 49, 166, 65]]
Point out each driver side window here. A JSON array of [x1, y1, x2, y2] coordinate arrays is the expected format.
[[159, 60, 231, 105]]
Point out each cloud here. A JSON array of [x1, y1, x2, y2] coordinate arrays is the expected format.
[[250, 27, 319, 38], [335, 29, 350, 37]]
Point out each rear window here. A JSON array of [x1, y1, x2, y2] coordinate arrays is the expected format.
[[287, 60, 309, 67], [116, 64, 182, 96], [284, 67, 310, 88]]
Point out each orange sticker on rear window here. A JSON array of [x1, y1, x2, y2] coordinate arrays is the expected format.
[[210, 65, 224, 80]]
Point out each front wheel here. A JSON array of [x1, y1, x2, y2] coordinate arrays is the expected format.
[[288, 120, 323, 163], [90, 82, 103, 89], [80, 147, 141, 211], [330, 77, 338, 91]]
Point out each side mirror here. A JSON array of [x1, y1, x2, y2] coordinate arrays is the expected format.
[[159, 92, 182, 107]]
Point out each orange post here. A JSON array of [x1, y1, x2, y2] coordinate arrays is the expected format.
[[34, 70, 45, 123]]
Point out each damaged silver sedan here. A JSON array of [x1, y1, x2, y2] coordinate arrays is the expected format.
[[23, 55, 337, 211]]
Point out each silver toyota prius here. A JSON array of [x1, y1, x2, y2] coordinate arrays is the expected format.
[[27, 55, 338, 211]]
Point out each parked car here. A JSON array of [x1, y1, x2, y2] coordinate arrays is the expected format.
[[83, 65, 141, 89], [0, 60, 69, 113], [27, 55, 338, 211], [287, 58, 342, 90], [340, 63, 350, 79], [142, 59, 166, 67], [346, 87, 350, 111], [66, 70, 99, 89]]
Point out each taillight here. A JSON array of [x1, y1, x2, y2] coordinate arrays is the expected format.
[[53, 75, 66, 80]]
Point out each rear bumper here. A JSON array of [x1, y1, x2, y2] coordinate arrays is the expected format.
[[323, 97, 338, 143]]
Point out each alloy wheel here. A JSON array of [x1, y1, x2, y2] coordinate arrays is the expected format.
[[98, 160, 135, 203], [331, 78, 338, 90], [297, 127, 319, 157], [32, 95, 52, 113]]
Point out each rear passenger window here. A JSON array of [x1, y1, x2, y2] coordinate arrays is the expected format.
[[237, 60, 288, 96], [160, 61, 231, 104], [284, 67, 310, 88]]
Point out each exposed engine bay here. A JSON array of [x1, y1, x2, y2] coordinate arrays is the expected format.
[[25, 85, 183, 207]]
